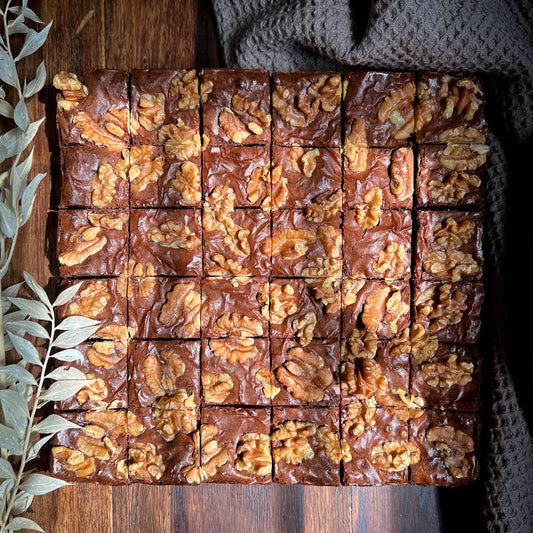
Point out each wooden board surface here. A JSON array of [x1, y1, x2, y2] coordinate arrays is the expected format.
[[5, 1, 445, 531]]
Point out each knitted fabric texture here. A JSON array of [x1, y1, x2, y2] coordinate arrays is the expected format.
[[212, 0, 533, 531]]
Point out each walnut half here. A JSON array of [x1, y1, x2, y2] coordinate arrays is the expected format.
[[235, 433, 272, 476]]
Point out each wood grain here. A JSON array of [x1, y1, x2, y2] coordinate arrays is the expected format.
[[5, 1, 443, 531]]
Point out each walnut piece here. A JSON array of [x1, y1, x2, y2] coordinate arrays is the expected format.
[[169, 70, 200, 110], [73, 108, 128, 152], [439, 143, 488, 171], [292, 312, 317, 347], [356, 187, 383, 229], [66, 281, 111, 318], [53, 72, 89, 110], [255, 368, 281, 399], [345, 118, 368, 172], [390, 147, 414, 201], [439, 76, 481, 121], [129, 275, 156, 299], [159, 282, 201, 338], [138, 93, 165, 131], [129, 145, 165, 193], [271, 421, 316, 465], [268, 282, 298, 324], [341, 359, 389, 399], [213, 313, 264, 337], [209, 338, 258, 364], [408, 324, 439, 364], [231, 94, 271, 133], [289, 147, 320, 177], [372, 242, 407, 279], [305, 189, 343, 223], [370, 441, 420, 471], [235, 433, 272, 476], [91, 163, 121, 207], [316, 426, 345, 464], [429, 171, 481, 203], [142, 349, 185, 397], [219, 108, 251, 143], [275, 347, 333, 402], [172, 161, 201, 205], [414, 82, 435, 131], [304, 268, 342, 315], [200, 424, 229, 480], [147, 220, 200, 250], [207, 254, 252, 280], [202, 372, 233, 404], [342, 279, 365, 308], [362, 285, 409, 334], [343, 398, 376, 437], [52, 446, 95, 477], [247, 164, 270, 205], [87, 212, 128, 230], [420, 354, 474, 388], [128, 442, 165, 482], [317, 224, 342, 259], [426, 425, 475, 478], [158, 119, 204, 160], [153, 390, 197, 439], [343, 329, 378, 361], [423, 250, 479, 282], [76, 374, 108, 406], [84, 410, 128, 436], [438, 126, 486, 144], [433, 217, 475, 250], [270, 164, 289, 209], [378, 82, 416, 140], [273, 74, 342, 127], [86, 341, 125, 369], [58, 226, 107, 267], [265, 229, 317, 260]]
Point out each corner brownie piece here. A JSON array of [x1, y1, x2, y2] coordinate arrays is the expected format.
[[59, 146, 129, 208], [129, 209, 202, 276], [200, 407, 272, 483], [201, 338, 270, 406], [51, 410, 128, 484], [130, 69, 201, 146], [127, 408, 199, 484], [343, 209, 412, 280], [54, 70, 130, 150], [272, 72, 342, 147], [415, 72, 487, 144], [409, 410, 479, 486], [415, 211, 483, 282], [344, 72, 415, 147], [57, 210, 128, 277], [201, 69, 271, 145], [128, 340, 200, 408], [271, 338, 340, 407], [272, 407, 341, 485]]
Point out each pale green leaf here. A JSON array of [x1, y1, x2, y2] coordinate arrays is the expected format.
[[0, 50, 18, 87], [0, 389, 29, 438], [16, 22, 52, 60], [2, 309, 28, 324], [2, 282, 22, 309], [7, 13, 27, 35], [7, 332, 42, 366], [0, 99, 14, 118], [0, 423, 23, 454], [21, 118, 44, 153], [51, 348, 84, 363], [24, 61, 46, 98], [33, 414, 79, 434], [6, 319, 49, 338], [46, 366, 86, 381], [23, 271, 51, 308], [0, 478, 15, 500], [20, 172, 46, 225], [52, 325, 100, 349], [8, 516, 44, 532], [19, 473, 70, 495], [12, 491, 34, 515], [9, 4, 45, 24], [11, 148, 33, 205], [0, 127, 23, 162], [8, 297, 51, 321], [26, 434, 53, 461], [38, 379, 93, 404], [10, 382, 33, 403], [57, 315, 99, 330], [0, 200, 17, 238], [0, 457, 15, 479], [0, 364, 37, 385], [52, 282, 82, 307], [13, 98, 29, 131]]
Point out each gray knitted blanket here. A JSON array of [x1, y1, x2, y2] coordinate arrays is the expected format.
[[211, 0, 533, 531]]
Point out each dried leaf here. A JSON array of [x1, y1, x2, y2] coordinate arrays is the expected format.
[[46, 366, 86, 381], [0, 479, 15, 500], [0, 200, 17, 238], [11, 148, 33, 205], [24, 61, 46, 98], [7, 332, 42, 366], [13, 98, 29, 131], [0, 99, 14, 118], [0, 457, 16, 480], [7, 516, 44, 532], [33, 414, 79, 434], [53, 282, 83, 307], [8, 297, 50, 321], [0, 423, 23, 455], [0, 127, 23, 162], [23, 271, 51, 308], [52, 325, 100, 349], [0, 50, 18, 87], [20, 172, 46, 225], [1, 282, 22, 313], [9, 4, 45, 24], [27, 434, 53, 462], [11, 491, 34, 515], [57, 315, 99, 330], [0, 389, 30, 422], [38, 379, 94, 404], [5, 319, 49, 338], [51, 349, 84, 363], [19, 473, 69, 496], [15, 22, 52, 61], [0, 364, 37, 386]]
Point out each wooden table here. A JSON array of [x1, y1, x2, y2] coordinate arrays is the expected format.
[[6, 1, 452, 531]]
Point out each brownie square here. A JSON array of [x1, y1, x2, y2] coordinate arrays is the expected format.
[[201, 277, 268, 338], [268, 279, 341, 340], [271, 146, 342, 208], [409, 410, 479, 486], [201, 69, 271, 145], [127, 408, 199, 484], [343, 209, 412, 280], [415, 72, 487, 144], [201, 407, 272, 483], [129, 209, 202, 276], [269, 209, 342, 277], [55, 70, 130, 149], [342, 405, 411, 485], [272, 407, 341, 485], [129, 145, 202, 207], [411, 342, 480, 411], [415, 211, 483, 282], [129, 340, 200, 408], [416, 145, 484, 208], [203, 145, 271, 207], [271, 338, 340, 407], [131, 69, 201, 146], [342, 279, 410, 339], [57, 209, 128, 277], [55, 340, 128, 411], [59, 146, 129, 208], [272, 72, 342, 147], [340, 341, 410, 407], [203, 208, 271, 277], [58, 278, 128, 341], [344, 148, 413, 209], [128, 277, 201, 339], [344, 72, 415, 147], [201, 338, 270, 406], [51, 410, 128, 484], [413, 281, 484, 344]]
